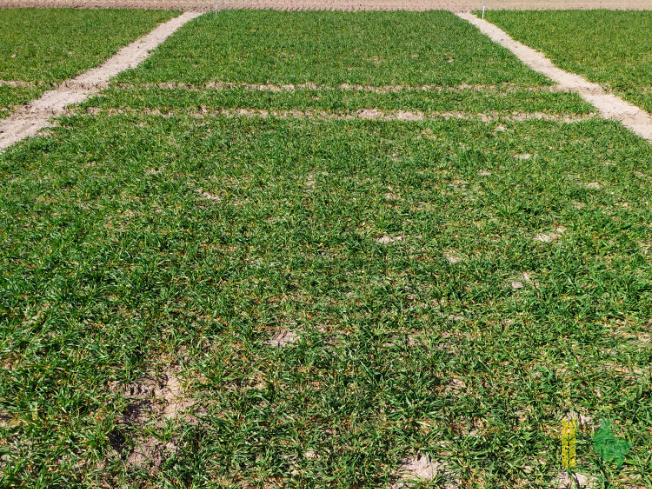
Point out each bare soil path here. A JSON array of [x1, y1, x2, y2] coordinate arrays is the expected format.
[[0, 0, 650, 11], [0, 11, 200, 151], [457, 12, 652, 142]]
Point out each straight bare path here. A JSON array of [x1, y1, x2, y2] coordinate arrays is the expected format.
[[0, 0, 650, 11], [0, 11, 200, 151], [457, 12, 652, 143]]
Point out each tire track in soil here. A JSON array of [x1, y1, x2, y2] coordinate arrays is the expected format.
[[458, 12, 652, 143], [0, 11, 201, 152]]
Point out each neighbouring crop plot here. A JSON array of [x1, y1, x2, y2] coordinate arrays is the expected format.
[[1, 9, 652, 489], [482, 11, 652, 114], [120, 10, 551, 87], [0, 8, 180, 117], [102, 10, 594, 117]]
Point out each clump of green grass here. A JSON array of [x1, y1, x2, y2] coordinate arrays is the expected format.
[[481, 10, 652, 113], [117, 10, 552, 87], [0, 85, 42, 119], [2, 113, 652, 487], [593, 420, 631, 469]]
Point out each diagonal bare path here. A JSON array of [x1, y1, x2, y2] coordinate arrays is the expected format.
[[0, 11, 202, 152], [457, 12, 652, 143]]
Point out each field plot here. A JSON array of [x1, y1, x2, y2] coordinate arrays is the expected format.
[[2, 10, 652, 489], [0, 8, 180, 118], [105, 10, 592, 116], [121, 10, 552, 87], [482, 11, 652, 115]]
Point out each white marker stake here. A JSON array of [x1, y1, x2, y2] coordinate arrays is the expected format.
[[482, 3, 487, 19]]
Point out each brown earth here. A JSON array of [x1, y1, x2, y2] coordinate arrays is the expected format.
[[0, 0, 650, 11]]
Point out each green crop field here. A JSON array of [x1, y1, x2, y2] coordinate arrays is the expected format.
[[482, 11, 652, 114], [1, 9, 651, 489], [0, 8, 180, 118], [120, 10, 550, 87]]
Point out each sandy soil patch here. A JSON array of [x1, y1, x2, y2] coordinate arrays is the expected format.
[[264, 329, 299, 347], [392, 454, 458, 488], [511, 272, 536, 289], [533, 227, 565, 243], [399, 455, 440, 478], [377, 235, 404, 244], [196, 189, 221, 200], [443, 251, 463, 263], [556, 470, 597, 489], [107, 370, 197, 469]]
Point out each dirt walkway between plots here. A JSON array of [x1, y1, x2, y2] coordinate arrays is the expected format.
[[0, 11, 200, 152], [87, 105, 597, 123], [0, 0, 649, 11], [114, 81, 560, 93], [458, 13, 652, 143]]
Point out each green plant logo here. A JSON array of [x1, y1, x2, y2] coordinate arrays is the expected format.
[[593, 420, 630, 468]]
